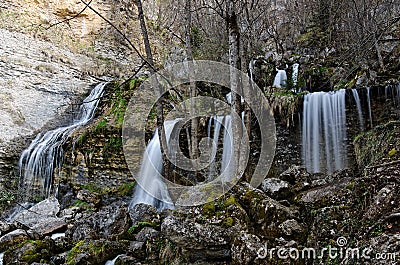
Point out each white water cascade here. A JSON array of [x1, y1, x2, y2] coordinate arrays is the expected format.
[[273, 69, 287, 88], [18, 82, 107, 201], [351, 89, 364, 131], [302, 89, 348, 174], [206, 115, 234, 181], [128, 120, 179, 211]]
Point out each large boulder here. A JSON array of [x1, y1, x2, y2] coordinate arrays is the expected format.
[[161, 215, 232, 262], [0, 229, 30, 252], [66, 239, 126, 265], [12, 197, 66, 236], [66, 201, 131, 242], [3, 238, 55, 264]]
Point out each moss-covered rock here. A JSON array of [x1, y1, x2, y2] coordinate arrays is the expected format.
[[3, 239, 55, 264], [66, 239, 126, 265], [354, 121, 400, 169]]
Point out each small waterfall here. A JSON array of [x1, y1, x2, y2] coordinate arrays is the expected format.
[[292, 63, 299, 89], [351, 89, 364, 131], [18, 82, 107, 201], [366, 87, 373, 128], [0, 252, 3, 265], [273, 69, 287, 88], [207, 116, 224, 181], [129, 120, 179, 211], [302, 89, 347, 174]]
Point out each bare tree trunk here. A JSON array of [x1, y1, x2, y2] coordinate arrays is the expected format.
[[226, 0, 243, 178], [185, 0, 200, 180], [136, 0, 172, 180]]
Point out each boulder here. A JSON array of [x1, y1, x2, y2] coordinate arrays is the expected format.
[[161, 215, 231, 262], [66, 239, 126, 265], [260, 178, 291, 200], [0, 229, 30, 252], [12, 197, 66, 236], [129, 203, 160, 226], [66, 201, 131, 242], [3, 238, 55, 264], [231, 232, 265, 265]]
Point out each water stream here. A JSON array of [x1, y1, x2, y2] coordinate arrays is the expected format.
[[18, 82, 106, 201]]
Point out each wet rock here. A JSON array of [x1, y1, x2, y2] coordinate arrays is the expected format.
[[135, 227, 160, 242], [368, 233, 400, 264], [296, 177, 353, 208], [66, 201, 130, 242], [278, 219, 307, 242], [127, 241, 146, 260], [231, 232, 265, 265], [129, 203, 160, 226], [66, 239, 126, 265], [250, 196, 298, 237], [0, 221, 15, 236], [0, 229, 30, 252], [260, 178, 291, 200], [3, 238, 55, 264], [161, 215, 231, 262], [76, 189, 101, 206], [279, 165, 310, 185], [363, 184, 398, 221]]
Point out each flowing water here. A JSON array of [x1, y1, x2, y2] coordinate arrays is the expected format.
[[302, 89, 347, 174], [351, 89, 364, 131], [273, 69, 287, 88], [128, 120, 179, 211], [292, 63, 299, 89], [18, 82, 106, 201]]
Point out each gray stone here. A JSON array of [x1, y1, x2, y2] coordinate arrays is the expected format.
[[260, 178, 291, 200]]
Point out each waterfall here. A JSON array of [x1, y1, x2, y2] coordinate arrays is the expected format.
[[351, 89, 364, 131], [366, 87, 373, 128], [18, 82, 106, 201], [0, 252, 3, 265], [128, 120, 179, 211], [206, 115, 234, 181], [302, 89, 347, 174], [273, 69, 287, 88], [292, 63, 299, 89]]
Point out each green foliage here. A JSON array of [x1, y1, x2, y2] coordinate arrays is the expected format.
[[0, 190, 15, 207], [103, 136, 123, 153], [116, 181, 136, 196], [128, 221, 158, 234], [81, 183, 102, 193], [96, 119, 108, 132]]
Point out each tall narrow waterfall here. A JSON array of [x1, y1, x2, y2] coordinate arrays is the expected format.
[[129, 120, 179, 211], [351, 89, 364, 131], [19, 82, 106, 201], [206, 115, 233, 181], [302, 89, 347, 174]]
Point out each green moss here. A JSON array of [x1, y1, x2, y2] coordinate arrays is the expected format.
[[202, 201, 215, 215], [224, 195, 237, 207], [81, 183, 102, 193], [127, 221, 158, 235], [223, 217, 234, 227], [96, 119, 108, 132], [116, 181, 135, 196]]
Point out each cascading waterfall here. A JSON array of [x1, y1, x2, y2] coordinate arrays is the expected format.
[[128, 120, 179, 211], [18, 82, 106, 201], [302, 89, 347, 174], [351, 89, 364, 131], [273, 69, 287, 88], [206, 115, 233, 181]]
